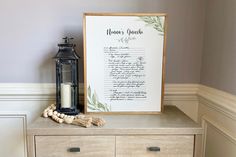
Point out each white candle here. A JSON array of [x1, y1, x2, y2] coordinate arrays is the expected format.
[[61, 83, 72, 108]]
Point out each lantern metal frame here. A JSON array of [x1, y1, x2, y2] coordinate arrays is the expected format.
[[54, 37, 79, 115]]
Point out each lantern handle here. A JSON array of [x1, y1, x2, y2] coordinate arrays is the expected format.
[[63, 37, 74, 44]]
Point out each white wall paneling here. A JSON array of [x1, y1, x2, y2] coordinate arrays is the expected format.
[[0, 84, 56, 157], [0, 114, 27, 157], [201, 116, 236, 157], [198, 85, 236, 157], [0, 83, 236, 157]]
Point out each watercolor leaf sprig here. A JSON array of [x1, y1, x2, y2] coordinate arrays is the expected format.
[[139, 16, 164, 35], [87, 85, 111, 112]]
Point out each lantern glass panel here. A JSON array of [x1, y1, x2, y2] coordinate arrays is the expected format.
[[60, 62, 73, 109], [62, 64, 72, 83]]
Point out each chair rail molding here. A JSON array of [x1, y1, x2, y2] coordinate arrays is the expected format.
[[0, 83, 200, 122], [164, 83, 199, 101], [198, 85, 236, 120], [0, 83, 55, 101], [0, 83, 198, 101], [0, 83, 235, 119], [0, 83, 85, 101]]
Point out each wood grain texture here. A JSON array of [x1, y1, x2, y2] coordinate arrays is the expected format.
[[28, 106, 202, 136], [194, 134, 203, 157], [27, 106, 202, 157], [27, 135, 35, 157], [35, 136, 115, 157], [83, 13, 167, 16], [116, 136, 194, 157]]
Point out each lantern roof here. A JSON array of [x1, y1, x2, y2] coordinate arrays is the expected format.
[[54, 37, 79, 60]]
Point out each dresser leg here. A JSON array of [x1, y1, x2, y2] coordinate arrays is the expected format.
[[194, 134, 203, 157], [27, 135, 35, 157]]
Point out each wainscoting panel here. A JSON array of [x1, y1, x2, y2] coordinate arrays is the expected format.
[[0, 114, 26, 157], [201, 116, 236, 157], [205, 123, 236, 157], [0, 84, 56, 157], [0, 83, 235, 157], [198, 85, 236, 157]]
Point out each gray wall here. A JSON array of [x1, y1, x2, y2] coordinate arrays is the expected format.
[[0, 0, 205, 83], [201, 0, 236, 95]]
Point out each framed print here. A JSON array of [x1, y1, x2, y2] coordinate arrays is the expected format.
[[83, 13, 167, 114]]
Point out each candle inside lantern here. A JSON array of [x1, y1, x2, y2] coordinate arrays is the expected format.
[[61, 83, 72, 108]]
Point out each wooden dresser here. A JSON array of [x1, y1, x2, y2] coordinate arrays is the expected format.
[[27, 106, 203, 157]]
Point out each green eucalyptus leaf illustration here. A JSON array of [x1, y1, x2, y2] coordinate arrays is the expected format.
[[139, 16, 164, 35], [88, 85, 91, 98], [104, 103, 111, 111], [87, 98, 92, 105], [87, 85, 111, 112], [92, 93, 97, 106], [97, 102, 105, 110], [88, 104, 96, 110]]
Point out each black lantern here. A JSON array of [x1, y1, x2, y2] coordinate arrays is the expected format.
[[54, 37, 79, 115]]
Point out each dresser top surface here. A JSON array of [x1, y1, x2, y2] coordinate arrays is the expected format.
[[28, 106, 203, 135]]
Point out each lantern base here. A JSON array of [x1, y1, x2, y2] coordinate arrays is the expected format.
[[57, 108, 79, 115]]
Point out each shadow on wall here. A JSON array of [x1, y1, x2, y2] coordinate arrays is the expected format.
[[68, 31, 84, 84], [38, 27, 84, 83], [62, 27, 84, 83], [39, 49, 56, 83]]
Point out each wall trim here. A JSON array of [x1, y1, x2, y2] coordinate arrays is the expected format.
[[0, 83, 55, 101], [164, 84, 199, 101], [0, 83, 83, 101], [165, 83, 199, 95], [0, 83, 199, 101], [198, 85, 236, 120], [0, 83, 235, 119]]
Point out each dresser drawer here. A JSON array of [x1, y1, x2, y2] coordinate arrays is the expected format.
[[35, 136, 115, 157], [116, 136, 194, 157]]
